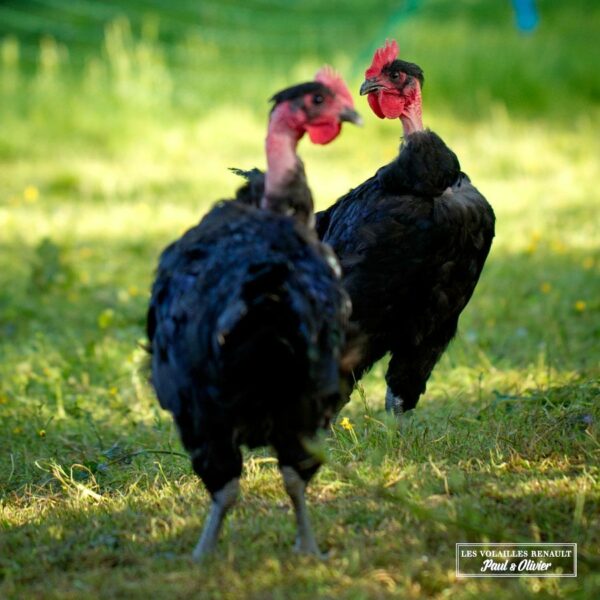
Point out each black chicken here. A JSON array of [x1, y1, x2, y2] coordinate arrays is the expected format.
[[234, 44, 495, 416], [147, 69, 361, 559], [234, 42, 495, 414], [316, 40, 496, 414]]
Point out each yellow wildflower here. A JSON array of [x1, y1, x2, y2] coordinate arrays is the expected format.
[[582, 257, 594, 270], [127, 285, 140, 297], [574, 300, 587, 312], [340, 417, 354, 432], [551, 239, 567, 254], [12, 426, 22, 435], [540, 282, 552, 294], [38, 429, 46, 438], [23, 185, 39, 203], [98, 308, 115, 329]]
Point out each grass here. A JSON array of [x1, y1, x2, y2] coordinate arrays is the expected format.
[[1, 1, 599, 598]]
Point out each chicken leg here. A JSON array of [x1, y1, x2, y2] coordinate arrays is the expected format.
[[192, 478, 239, 561], [280, 466, 324, 558]]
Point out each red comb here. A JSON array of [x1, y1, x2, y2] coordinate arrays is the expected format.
[[315, 65, 354, 107], [365, 39, 399, 78]]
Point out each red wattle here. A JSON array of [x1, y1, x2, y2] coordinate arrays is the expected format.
[[379, 92, 405, 119], [306, 121, 341, 145], [368, 93, 385, 119]]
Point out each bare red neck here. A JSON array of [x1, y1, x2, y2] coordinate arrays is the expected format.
[[263, 104, 304, 208], [400, 83, 423, 136], [262, 103, 313, 223]]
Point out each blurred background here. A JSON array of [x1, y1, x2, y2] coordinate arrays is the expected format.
[[0, 0, 598, 453]]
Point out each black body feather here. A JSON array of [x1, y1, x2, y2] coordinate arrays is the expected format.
[[147, 199, 350, 493], [317, 130, 495, 410]]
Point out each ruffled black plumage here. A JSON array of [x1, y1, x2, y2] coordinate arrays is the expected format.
[[230, 167, 264, 207], [147, 198, 350, 493]]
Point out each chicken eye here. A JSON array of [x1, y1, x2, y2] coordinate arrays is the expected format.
[[390, 72, 400, 80], [312, 94, 324, 105]]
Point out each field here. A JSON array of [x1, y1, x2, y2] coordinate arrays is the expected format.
[[1, 0, 599, 598]]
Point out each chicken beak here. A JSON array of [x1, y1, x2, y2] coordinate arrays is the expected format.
[[340, 107, 363, 126], [359, 78, 383, 96]]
